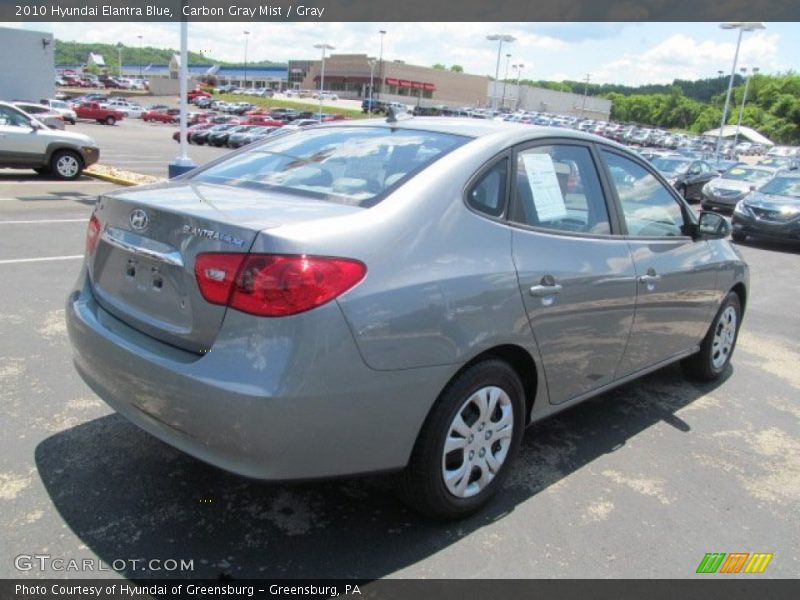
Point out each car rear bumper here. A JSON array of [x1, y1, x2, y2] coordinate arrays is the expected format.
[[732, 213, 800, 242], [701, 193, 744, 212], [66, 271, 448, 481]]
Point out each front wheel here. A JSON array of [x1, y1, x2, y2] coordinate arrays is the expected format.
[[105, 116, 116, 126], [50, 150, 83, 180], [399, 359, 526, 520], [682, 291, 742, 381], [731, 231, 747, 243]]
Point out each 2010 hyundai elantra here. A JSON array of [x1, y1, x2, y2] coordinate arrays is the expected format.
[[67, 117, 748, 519]]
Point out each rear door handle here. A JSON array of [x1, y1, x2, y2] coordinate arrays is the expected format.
[[638, 274, 661, 283], [530, 274, 562, 297]]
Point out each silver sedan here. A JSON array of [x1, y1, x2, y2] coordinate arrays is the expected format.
[[67, 117, 748, 519]]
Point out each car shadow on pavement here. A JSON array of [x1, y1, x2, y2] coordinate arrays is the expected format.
[[733, 238, 800, 255], [35, 363, 729, 580]]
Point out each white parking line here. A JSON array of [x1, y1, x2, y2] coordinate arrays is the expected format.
[[0, 255, 83, 265], [0, 219, 87, 224]]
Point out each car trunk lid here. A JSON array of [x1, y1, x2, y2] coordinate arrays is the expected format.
[[88, 181, 361, 353]]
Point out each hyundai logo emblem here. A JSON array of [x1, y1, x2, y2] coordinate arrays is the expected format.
[[129, 209, 149, 231]]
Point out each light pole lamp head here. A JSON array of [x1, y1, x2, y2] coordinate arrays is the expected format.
[[314, 43, 335, 51], [720, 22, 765, 32], [486, 34, 516, 43]]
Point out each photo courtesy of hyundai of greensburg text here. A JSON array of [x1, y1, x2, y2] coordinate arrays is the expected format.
[[0, 0, 799, 598]]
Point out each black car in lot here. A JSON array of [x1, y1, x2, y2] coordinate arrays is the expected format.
[[190, 124, 236, 145], [207, 124, 249, 147], [732, 172, 800, 244], [651, 157, 719, 202]]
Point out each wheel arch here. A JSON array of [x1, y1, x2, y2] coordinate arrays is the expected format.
[[436, 344, 540, 427], [730, 282, 747, 316], [45, 143, 85, 167]]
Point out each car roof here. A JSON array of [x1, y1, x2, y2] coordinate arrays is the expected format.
[[325, 116, 629, 149]]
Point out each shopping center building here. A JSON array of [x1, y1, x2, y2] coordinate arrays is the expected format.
[[288, 54, 488, 108], [287, 53, 610, 119]]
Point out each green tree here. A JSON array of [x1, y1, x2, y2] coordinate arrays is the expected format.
[[450, 65, 463, 73], [432, 63, 446, 70]]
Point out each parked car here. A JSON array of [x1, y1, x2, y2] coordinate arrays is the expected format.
[[226, 126, 277, 148], [0, 101, 99, 179], [757, 156, 798, 171], [651, 157, 718, 202], [195, 97, 214, 109], [40, 99, 78, 125], [67, 118, 747, 519], [190, 123, 236, 145], [143, 109, 180, 123], [74, 102, 125, 125], [731, 172, 800, 244], [208, 124, 249, 147], [702, 165, 781, 213], [11, 101, 65, 130], [172, 123, 213, 143]]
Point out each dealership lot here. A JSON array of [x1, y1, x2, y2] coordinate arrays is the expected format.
[[1, 159, 799, 579]]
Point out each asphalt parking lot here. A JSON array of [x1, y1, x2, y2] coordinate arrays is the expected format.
[[1, 166, 799, 579], [72, 117, 228, 178]]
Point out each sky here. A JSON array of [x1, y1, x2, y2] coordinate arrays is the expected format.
[[4, 21, 799, 86]]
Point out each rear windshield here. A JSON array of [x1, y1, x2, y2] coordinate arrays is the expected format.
[[189, 126, 468, 207]]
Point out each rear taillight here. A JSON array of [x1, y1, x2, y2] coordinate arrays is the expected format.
[[85, 214, 101, 255], [195, 253, 366, 317]]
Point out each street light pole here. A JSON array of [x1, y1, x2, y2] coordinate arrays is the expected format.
[[137, 35, 143, 80], [734, 66, 757, 149], [486, 34, 515, 111], [368, 59, 376, 111], [314, 43, 335, 117], [377, 30, 386, 102], [243, 31, 250, 89], [715, 22, 765, 160], [117, 42, 123, 77], [500, 53, 511, 110], [581, 73, 591, 117], [512, 63, 524, 110]]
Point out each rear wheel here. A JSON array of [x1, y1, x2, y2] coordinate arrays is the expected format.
[[682, 291, 741, 381], [50, 150, 83, 180], [105, 116, 116, 126], [399, 359, 525, 520]]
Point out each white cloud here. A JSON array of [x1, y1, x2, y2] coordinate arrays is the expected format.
[[592, 32, 782, 85]]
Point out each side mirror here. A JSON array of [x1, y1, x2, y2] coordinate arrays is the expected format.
[[696, 211, 731, 239]]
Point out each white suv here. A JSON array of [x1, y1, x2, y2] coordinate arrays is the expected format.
[[0, 101, 99, 179]]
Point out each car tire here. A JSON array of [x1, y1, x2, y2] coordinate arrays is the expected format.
[[105, 116, 116, 126], [682, 291, 742, 382], [50, 150, 83, 180], [731, 231, 747, 243], [399, 359, 526, 520]]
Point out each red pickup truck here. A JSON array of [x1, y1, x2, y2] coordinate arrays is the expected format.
[[75, 102, 125, 125]]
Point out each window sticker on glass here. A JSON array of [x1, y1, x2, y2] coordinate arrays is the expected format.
[[520, 153, 568, 221]]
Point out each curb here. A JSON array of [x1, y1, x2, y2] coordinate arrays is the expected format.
[[84, 166, 165, 187]]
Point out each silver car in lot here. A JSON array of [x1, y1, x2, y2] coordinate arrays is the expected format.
[[67, 118, 748, 519]]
